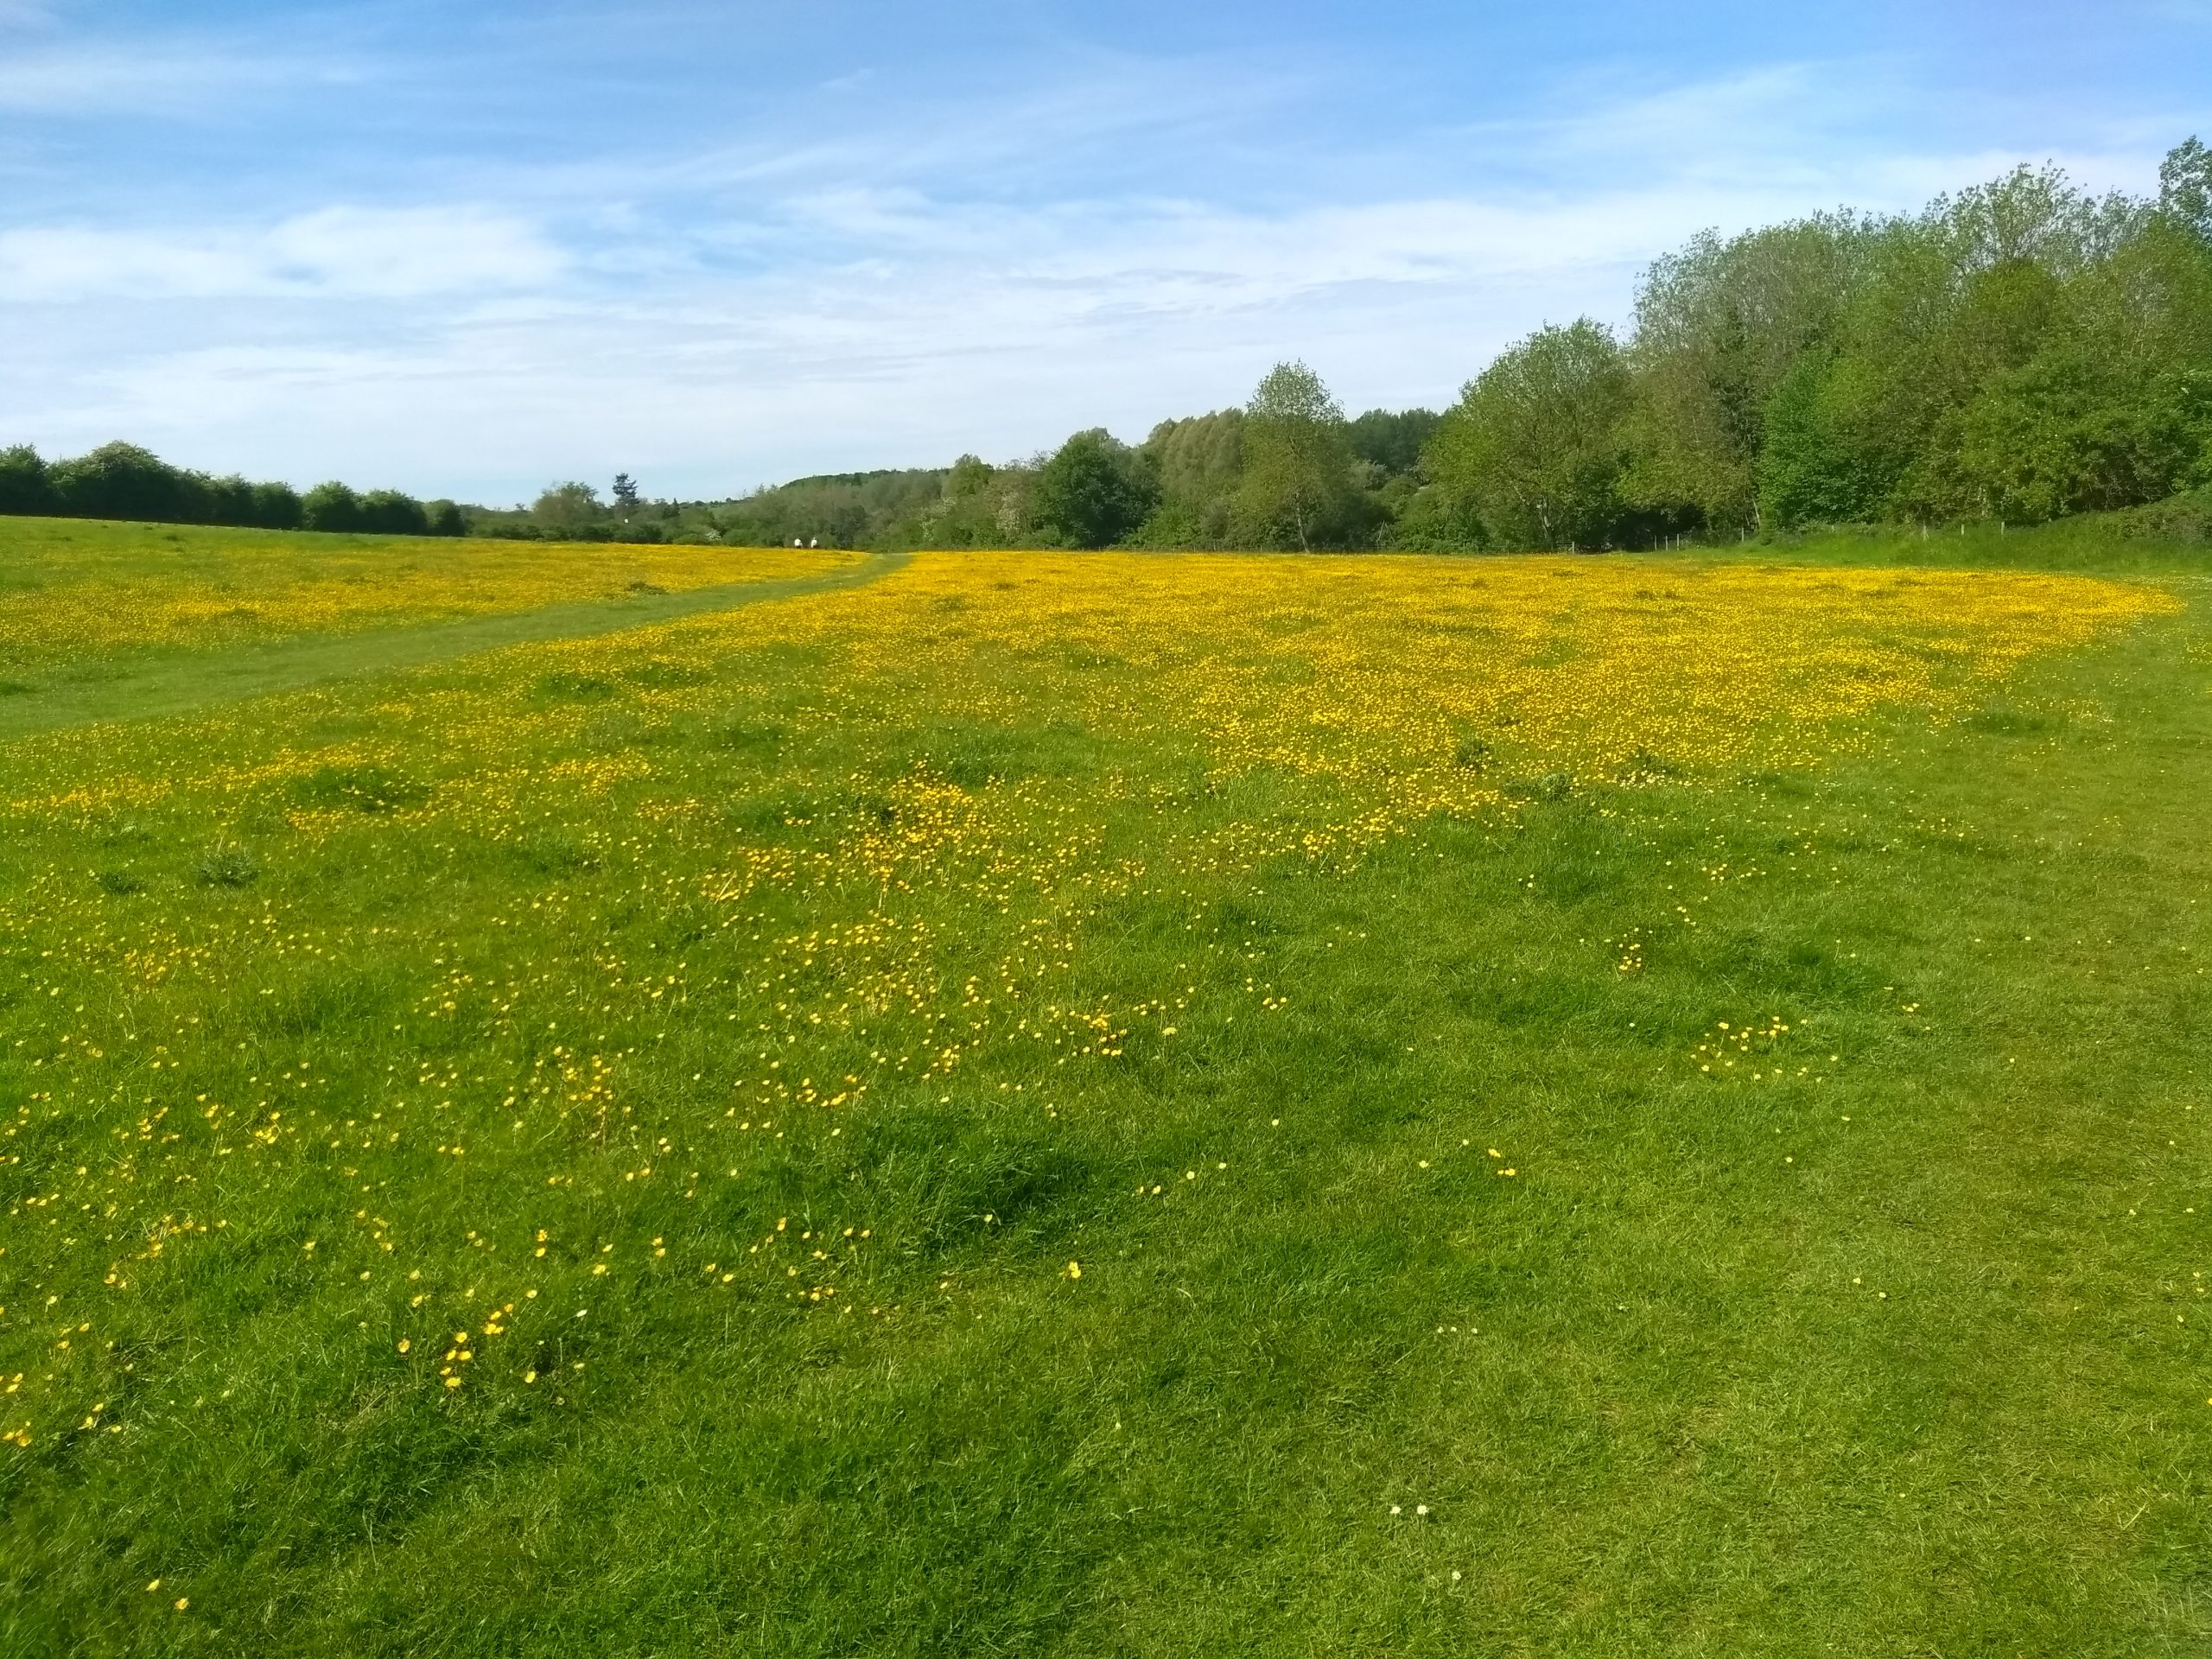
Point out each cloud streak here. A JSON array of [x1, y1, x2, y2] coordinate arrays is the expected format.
[[0, 207, 566, 302], [0, 37, 315, 116]]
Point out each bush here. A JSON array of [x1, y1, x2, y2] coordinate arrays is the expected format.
[[0, 442, 452, 539]]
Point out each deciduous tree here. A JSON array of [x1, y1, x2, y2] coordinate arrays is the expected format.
[[1428, 321, 1630, 549], [1237, 362, 1354, 551]]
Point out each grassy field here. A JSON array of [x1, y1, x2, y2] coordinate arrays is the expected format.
[[0, 518, 854, 669], [1, 516, 2208, 1655]]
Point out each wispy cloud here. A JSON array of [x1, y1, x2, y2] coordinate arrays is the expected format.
[[0, 40, 274, 114], [0, 207, 565, 301]]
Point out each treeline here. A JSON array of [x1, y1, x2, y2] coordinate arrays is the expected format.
[[0, 441, 468, 536], [8, 141, 2206, 555], [0, 443, 714, 544], [691, 403, 1441, 552], [1424, 138, 2212, 547], [706, 137, 2212, 552]]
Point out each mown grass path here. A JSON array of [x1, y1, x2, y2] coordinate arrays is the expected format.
[[0, 549, 906, 738]]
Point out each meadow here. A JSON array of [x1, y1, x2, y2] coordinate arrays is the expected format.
[[0, 516, 2208, 1655]]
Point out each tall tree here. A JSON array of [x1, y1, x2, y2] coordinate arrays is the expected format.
[[533, 481, 604, 535], [1427, 321, 1631, 549], [359, 489, 431, 536], [49, 442, 207, 524], [1756, 350, 1907, 527], [1137, 411, 1244, 545], [1237, 361, 1353, 551], [2161, 137, 2212, 242], [1622, 214, 1871, 534]]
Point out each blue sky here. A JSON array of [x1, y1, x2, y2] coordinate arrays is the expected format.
[[3, 2, 2208, 504]]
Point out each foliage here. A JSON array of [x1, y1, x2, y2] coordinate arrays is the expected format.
[[1427, 321, 1633, 548], [51, 442, 213, 524], [1629, 147, 2212, 535], [1756, 349, 1905, 528], [1622, 214, 1873, 533], [1346, 407, 1440, 474], [1236, 361, 1358, 550], [0, 443, 449, 537], [1030, 429, 1159, 548], [714, 468, 947, 550], [0, 443, 53, 516], [2164, 137, 2212, 240], [302, 481, 366, 533], [532, 481, 605, 536], [1133, 411, 1245, 545]]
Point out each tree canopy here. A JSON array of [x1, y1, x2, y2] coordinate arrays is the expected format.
[[1031, 429, 1160, 549], [1236, 361, 1357, 551], [1428, 321, 1633, 549]]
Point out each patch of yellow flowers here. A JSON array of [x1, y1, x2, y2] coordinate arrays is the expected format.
[[0, 526, 851, 667], [682, 550, 2172, 850]]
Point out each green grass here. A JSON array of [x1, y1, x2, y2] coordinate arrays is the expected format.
[[1, 520, 2208, 1655], [0, 550, 897, 741]]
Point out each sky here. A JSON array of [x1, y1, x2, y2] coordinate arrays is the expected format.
[[2, 2, 2209, 505]]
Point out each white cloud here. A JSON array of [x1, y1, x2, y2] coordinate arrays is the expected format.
[[0, 206, 565, 301]]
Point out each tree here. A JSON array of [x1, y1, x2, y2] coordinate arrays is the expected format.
[[1948, 349, 2211, 522], [1427, 321, 1631, 549], [944, 454, 994, 498], [1757, 351, 1907, 526], [360, 489, 430, 535], [302, 481, 365, 532], [0, 445, 54, 515], [611, 473, 641, 514], [1237, 361, 1354, 550], [1136, 411, 1244, 545], [533, 481, 604, 536], [1031, 429, 1157, 548], [1346, 408, 1440, 475], [245, 481, 302, 530], [1622, 215, 1872, 534], [48, 441, 204, 523], [426, 499, 467, 537], [2161, 137, 2212, 243]]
